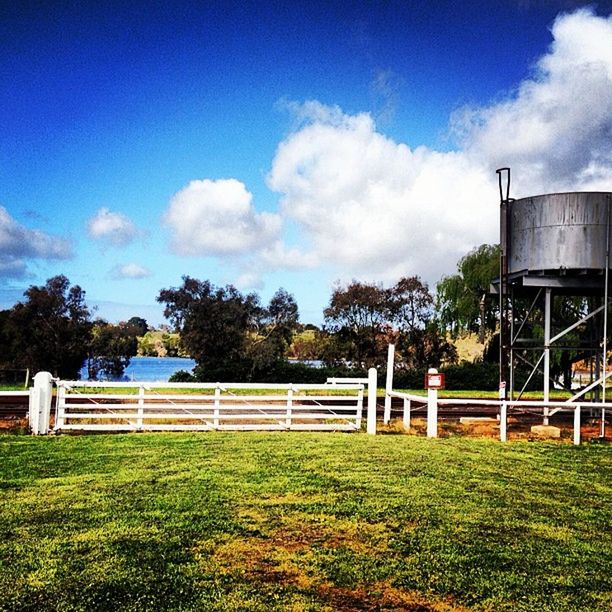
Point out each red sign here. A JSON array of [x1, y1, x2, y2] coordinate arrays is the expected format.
[[425, 372, 445, 389]]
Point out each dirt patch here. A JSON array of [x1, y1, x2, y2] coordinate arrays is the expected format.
[[208, 514, 462, 611], [0, 416, 28, 432], [317, 583, 466, 611]]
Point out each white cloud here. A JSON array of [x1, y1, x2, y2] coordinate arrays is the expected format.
[[267, 103, 497, 283], [259, 241, 319, 269], [233, 271, 265, 291], [87, 207, 138, 246], [164, 179, 282, 256], [452, 8, 612, 194], [0, 206, 72, 277], [370, 68, 401, 124], [163, 10, 611, 290], [111, 263, 152, 279], [267, 10, 612, 284]]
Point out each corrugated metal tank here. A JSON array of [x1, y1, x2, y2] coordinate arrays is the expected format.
[[508, 192, 612, 274]]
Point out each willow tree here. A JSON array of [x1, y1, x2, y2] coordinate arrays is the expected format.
[[436, 244, 500, 342]]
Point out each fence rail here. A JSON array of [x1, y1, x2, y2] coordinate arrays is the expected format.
[[387, 382, 607, 445], [54, 380, 365, 432]]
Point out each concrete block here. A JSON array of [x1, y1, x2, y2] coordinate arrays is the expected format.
[[460, 417, 499, 425], [531, 425, 561, 438]]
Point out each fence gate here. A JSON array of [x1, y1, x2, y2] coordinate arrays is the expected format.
[[53, 380, 365, 432]]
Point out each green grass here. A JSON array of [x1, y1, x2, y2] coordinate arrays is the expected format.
[[393, 388, 575, 400], [0, 433, 610, 611], [0, 383, 28, 392]]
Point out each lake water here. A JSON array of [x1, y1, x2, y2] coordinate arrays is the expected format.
[[80, 356, 196, 382]]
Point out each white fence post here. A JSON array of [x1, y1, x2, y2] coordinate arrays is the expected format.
[[214, 385, 221, 429], [356, 385, 364, 430], [137, 385, 145, 430], [500, 401, 507, 442], [403, 398, 411, 431], [367, 367, 378, 435], [286, 386, 293, 429], [384, 344, 395, 424], [573, 405, 581, 446], [29, 372, 53, 435], [55, 383, 65, 431], [427, 368, 438, 438]]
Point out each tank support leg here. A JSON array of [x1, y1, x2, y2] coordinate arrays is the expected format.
[[543, 288, 552, 424]]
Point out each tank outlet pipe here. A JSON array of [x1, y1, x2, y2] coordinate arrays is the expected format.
[[496, 168, 511, 394], [602, 195, 610, 437]]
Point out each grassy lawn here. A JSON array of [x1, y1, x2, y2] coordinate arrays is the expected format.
[[0, 433, 610, 611]]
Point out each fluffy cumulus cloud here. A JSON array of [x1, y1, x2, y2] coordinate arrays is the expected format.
[[267, 103, 497, 283], [453, 8, 612, 194], [0, 206, 72, 278], [110, 263, 152, 279], [163, 9, 611, 289], [266, 9, 612, 283], [164, 179, 282, 256], [87, 208, 138, 246]]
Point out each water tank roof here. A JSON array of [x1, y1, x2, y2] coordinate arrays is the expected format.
[[507, 191, 612, 277]]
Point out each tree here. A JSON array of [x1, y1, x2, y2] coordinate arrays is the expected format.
[[157, 277, 300, 379], [390, 276, 434, 333], [324, 281, 389, 368], [158, 277, 261, 369], [126, 316, 148, 337], [1, 275, 92, 378], [254, 288, 299, 359], [323, 277, 455, 369], [436, 244, 500, 342], [87, 320, 139, 380]]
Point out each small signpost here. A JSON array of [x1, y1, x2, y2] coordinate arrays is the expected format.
[[425, 368, 443, 437], [424, 371, 445, 390]]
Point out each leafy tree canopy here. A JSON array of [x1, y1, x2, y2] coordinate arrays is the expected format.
[[125, 316, 148, 337], [436, 244, 500, 341], [324, 277, 456, 369], [1, 275, 92, 378], [86, 320, 139, 380], [157, 277, 299, 380]]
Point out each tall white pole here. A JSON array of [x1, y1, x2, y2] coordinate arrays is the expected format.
[[384, 344, 395, 424], [601, 196, 610, 437]]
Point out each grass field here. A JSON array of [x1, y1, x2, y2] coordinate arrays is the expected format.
[[0, 432, 610, 611]]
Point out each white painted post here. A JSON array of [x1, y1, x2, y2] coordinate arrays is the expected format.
[[403, 398, 411, 431], [356, 386, 364, 429], [30, 372, 53, 435], [573, 405, 581, 446], [384, 344, 395, 424], [55, 383, 65, 431], [214, 385, 221, 429], [500, 401, 507, 442], [28, 384, 39, 433], [367, 367, 377, 435], [427, 368, 438, 438], [137, 385, 145, 430], [286, 386, 293, 429]]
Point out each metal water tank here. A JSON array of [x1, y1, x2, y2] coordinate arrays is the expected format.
[[508, 192, 612, 274]]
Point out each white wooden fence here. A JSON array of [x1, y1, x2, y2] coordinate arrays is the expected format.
[[51, 378, 369, 433], [383, 343, 607, 445], [385, 389, 598, 445]]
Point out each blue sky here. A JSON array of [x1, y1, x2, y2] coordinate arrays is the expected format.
[[1, 1, 611, 325]]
